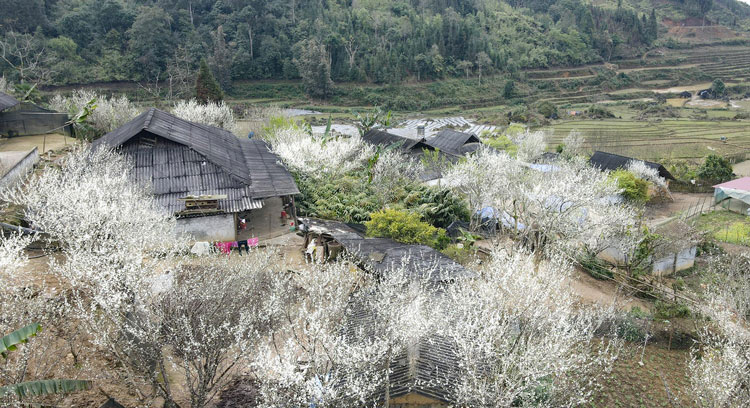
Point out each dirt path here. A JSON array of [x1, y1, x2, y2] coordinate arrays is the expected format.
[[569, 267, 653, 312], [733, 159, 750, 177], [0, 134, 77, 153]]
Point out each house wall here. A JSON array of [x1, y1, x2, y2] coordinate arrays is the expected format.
[[0, 105, 71, 137], [176, 213, 236, 242], [0, 147, 39, 190], [652, 247, 697, 275], [718, 197, 750, 216]]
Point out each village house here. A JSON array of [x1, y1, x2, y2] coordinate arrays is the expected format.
[[0, 91, 71, 137], [362, 128, 435, 157], [299, 218, 472, 407], [589, 151, 675, 181], [425, 129, 482, 157], [92, 108, 299, 242], [713, 176, 750, 216]]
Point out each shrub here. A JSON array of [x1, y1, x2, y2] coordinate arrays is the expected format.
[[654, 300, 691, 319], [610, 169, 648, 203], [578, 253, 613, 279], [586, 104, 615, 119], [441, 244, 477, 265], [537, 101, 558, 119], [365, 209, 449, 249], [401, 186, 470, 229], [697, 154, 734, 182]]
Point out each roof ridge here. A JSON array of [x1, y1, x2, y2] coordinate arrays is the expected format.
[[142, 108, 156, 130]]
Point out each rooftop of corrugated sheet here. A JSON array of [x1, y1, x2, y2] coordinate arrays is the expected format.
[[93, 108, 299, 214], [426, 129, 480, 155], [0, 92, 19, 112], [362, 129, 433, 152], [589, 151, 675, 180]]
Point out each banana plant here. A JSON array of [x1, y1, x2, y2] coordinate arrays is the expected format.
[[1, 323, 91, 400]]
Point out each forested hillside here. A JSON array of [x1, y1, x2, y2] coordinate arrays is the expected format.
[[1, 0, 749, 97]]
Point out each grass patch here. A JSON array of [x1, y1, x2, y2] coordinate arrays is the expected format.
[[695, 210, 750, 246]]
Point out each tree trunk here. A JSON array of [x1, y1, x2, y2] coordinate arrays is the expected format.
[[248, 27, 253, 59]]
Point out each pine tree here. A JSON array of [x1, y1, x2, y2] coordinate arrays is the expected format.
[[648, 9, 658, 43], [195, 58, 223, 104]]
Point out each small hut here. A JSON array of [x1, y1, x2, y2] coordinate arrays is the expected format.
[[589, 151, 675, 181], [713, 177, 750, 215], [0, 92, 71, 137]]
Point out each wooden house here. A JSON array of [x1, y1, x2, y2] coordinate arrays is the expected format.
[[92, 108, 299, 241]]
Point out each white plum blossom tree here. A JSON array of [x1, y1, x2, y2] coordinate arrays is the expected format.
[[3, 147, 285, 408], [444, 147, 637, 257], [442, 249, 621, 407], [627, 159, 667, 189], [689, 253, 750, 407], [562, 130, 585, 158], [172, 99, 238, 134], [49, 90, 140, 137], [269, 127, 374, 176], [514, 130, 547, 163]]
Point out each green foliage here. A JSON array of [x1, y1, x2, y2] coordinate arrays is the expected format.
[[441, 244, 477, 265], [483, 133, 518, 155], [711, 78, 726, 97], [586, 104, 616, 119], [610, 170, 648, 203], [697, 154, 733, 182], [1, 323, 91, 399], [401, 185, 471, 229], [503, 80, 515, 98], [353, 107, 392, 137], [365, 209, 449, 250], [294, 39, 334, 99], [295, 172, 379, 224], [196, 59, 223, 104], [654, 300, 691, 319], [1, 323, 41, 358], [537, 101, 558, 119], [1, 379, 92, 399], [578, 253, 614, 280]]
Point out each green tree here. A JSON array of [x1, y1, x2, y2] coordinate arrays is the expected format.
[[475, 52, 491, 86], [365, 208, 449, 249], [610, 170, 648, 203], [457, 60, 473, 79], [195, 58, 224, 103], [711, 78, 726, 97], [503, 80, 515, 98], [127, 6, 174, 79], [294, 39, 334, 99], [210, 25, 232, 91], [698, 154, 733, 182]]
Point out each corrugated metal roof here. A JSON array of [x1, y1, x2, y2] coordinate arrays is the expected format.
[[362, 129, 434, 152], [91, 108, 299, 214], [426, 129, 480, 156], [0, 92, 19, 112], [589, 151, 675, 180], [714, 176, 750, 191]]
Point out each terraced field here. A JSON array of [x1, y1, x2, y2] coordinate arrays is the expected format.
[[543, 119, 750, 161]]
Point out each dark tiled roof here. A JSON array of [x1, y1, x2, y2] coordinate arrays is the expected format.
[[362, 129, 433, 152], [93, 108, 298, 214], [589, 151, 675, 180], [0, 92, 19, 112], [301, 218, 473, 283], [426, 129, 480, 156]]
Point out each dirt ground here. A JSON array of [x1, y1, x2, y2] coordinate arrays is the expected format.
[[569, 267, 653, 312], [733, 159, 750, 177], [645, 192, 714, 225], [0, 133, 77, 153]]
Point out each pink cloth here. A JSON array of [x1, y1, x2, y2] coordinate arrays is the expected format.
[[248, 238, 259, 247], [231, 241, 238, 248], [214, 242, 232, 255]]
